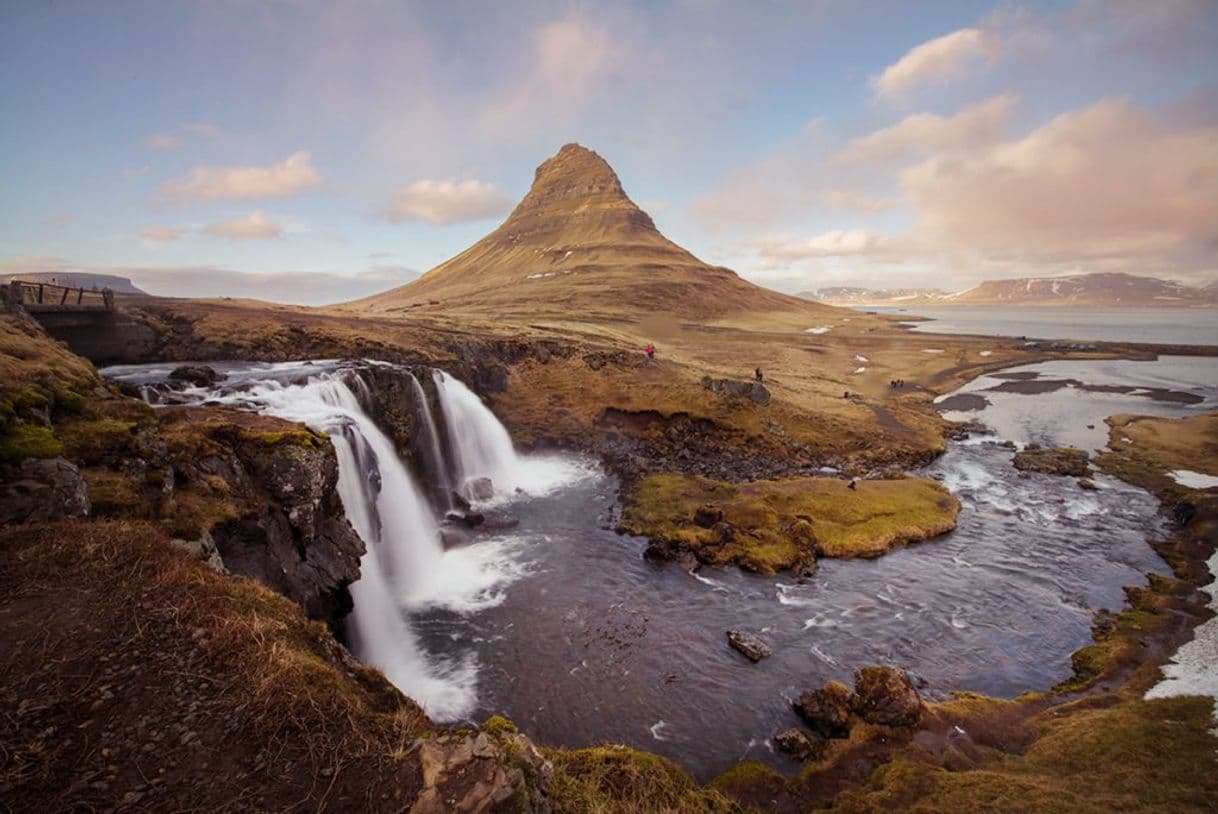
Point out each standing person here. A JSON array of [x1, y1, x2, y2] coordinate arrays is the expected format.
[[755, 367, 764, 382], [645, 343, 655, 360]]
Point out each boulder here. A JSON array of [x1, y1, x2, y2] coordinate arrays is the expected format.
[[170, 530, 226, 573], [727, 629, 772, 662], [773, 728, 826, 761], [794, 681, 854, 738], [0, 457, 90, 525], [168, 365, 225, 388], [1077, 478, 1098, 491], [693, 503, 724, 528], [851, 666, 923, 727], [700, 376, 772, 406]]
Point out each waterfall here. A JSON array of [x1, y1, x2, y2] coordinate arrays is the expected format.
[[432, 370, 523, 499], [112, 359, 589, 721], [408, 372, 455, 510]]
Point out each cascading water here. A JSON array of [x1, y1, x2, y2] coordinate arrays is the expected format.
[[432, 370, 522, 499], [110, 362, 551, 720], [407, 372, 455, 511]]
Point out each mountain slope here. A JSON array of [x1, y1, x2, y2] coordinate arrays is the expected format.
[[349, 144, 834, 322], [799, 287, 953, 306], [2, 271, 146, 295]]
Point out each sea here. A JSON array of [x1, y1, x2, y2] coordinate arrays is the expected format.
[[860, 305, 1218, 347]]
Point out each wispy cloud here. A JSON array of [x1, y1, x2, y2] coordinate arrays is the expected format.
[[141, 224, 188, 243], [871, 28, 997, 102], [834, 94, 1017, 164], [158, 150, 321, 202], [382, 179, 512, 225], [202, 211, 284, 241]]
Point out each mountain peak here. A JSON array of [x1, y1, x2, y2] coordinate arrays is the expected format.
[[497, 143, 655, 238]]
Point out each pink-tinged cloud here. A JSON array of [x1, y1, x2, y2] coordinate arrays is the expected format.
[[750, 229, 890, 261], [147, 133, 180, 150], [159, 151, 321, 202], [901, 97, 1218, 265], [834, 94, 1017, 164], [383, 179, 512, 225], [202, 211, 284, 241], [141, 224, 187, 243], [872, 28, 996, 101]]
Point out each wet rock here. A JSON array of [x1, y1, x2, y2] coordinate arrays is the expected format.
[[794, 681, 854, 738], [1077, 478, 1098, 491], [411, 729, 552, 814], [693, 503, 723, 528], [727, 629, 772, 662], [450, 491, 472, 511], [851, 666, 923, 727], [465, 477, 495, 502], [773, 728, 826, 761], [710, 521, 735, 545], [0, 457, 90, 525], [168, 365, 225, 387], [1012, 446, 1090, 477], [446, 511, 485, 528], [791, 555, 819, 581]]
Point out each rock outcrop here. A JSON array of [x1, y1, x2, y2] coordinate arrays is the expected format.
[[0, 457, 90, 525], [701, 376, 771, 406], [411, 728, 552, 814]]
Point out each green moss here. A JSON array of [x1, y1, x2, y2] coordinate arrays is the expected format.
[[482, 714, 519, 735], [59, 419, 138, 465], [710, 759, 786, 795], [240, 427, 328, 450], [84, 469, 145, 516], [546, 744, 734, 814], [0, 423, 64, 463], [620, 472, 960, 572]]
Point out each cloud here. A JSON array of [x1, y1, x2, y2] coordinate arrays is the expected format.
[[383, 179, 512, 225], [872, 28, 996, 102], [202, 211, 284, 241], [834, 94, 1017, 164], [900, 97, 1218, 269], [147, 133, 180, 150], [158, 150, 321, 202], [141, 225, 188, 243], [748, 229, 891, 262], [820, 189, 899, 212]]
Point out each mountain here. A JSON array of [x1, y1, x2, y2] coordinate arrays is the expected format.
[[799, 287, 953, 306], [2, 271, 146, 295], [350, 144, 832, 321], [950, 273, 1218, 307]]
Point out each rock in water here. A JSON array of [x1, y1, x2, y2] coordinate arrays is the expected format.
[[773, 728, 826, 761], [851, 666, 923, 727], [168, 365, 225, 387], [794, 681, 854, 738], [1012, 446, 1090, 477], [727, 629, 772, 662]]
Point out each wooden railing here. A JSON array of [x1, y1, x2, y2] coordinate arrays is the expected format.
[[4, 280, 114, 312]]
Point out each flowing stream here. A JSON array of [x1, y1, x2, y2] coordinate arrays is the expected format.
[[102, 355, 1218, 780]]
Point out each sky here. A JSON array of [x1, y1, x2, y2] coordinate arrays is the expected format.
[[1, 0, 1216, 304]]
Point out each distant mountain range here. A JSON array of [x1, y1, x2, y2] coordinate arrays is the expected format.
[[801, 273, 1218, 308], [1, 271, 146, 295]]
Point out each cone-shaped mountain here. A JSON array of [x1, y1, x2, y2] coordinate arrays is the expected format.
[[351, 144, 833, 320]]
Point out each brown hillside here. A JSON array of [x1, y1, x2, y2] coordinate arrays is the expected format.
[[347, 143, 836, 322]]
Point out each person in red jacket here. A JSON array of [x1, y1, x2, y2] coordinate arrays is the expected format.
[[644, 343, 655, 360]]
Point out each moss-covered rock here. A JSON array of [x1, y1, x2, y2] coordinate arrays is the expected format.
[[620, 472, 960, 573]]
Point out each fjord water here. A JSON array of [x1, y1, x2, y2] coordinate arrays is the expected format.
[[866, 305, 1218, 346], [102, 355, 1217, 780]]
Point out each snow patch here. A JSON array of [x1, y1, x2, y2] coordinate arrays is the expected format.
[[1169, 470, 1218, 489], [805, 326, 831, 334]]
